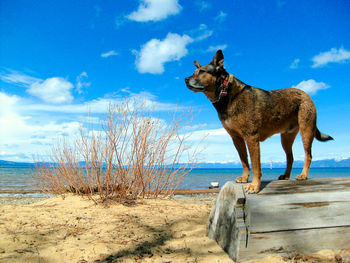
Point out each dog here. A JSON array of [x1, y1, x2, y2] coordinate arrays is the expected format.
[[185, 50, 333, 193]]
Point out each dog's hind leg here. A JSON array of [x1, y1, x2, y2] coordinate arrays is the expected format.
[[245, 138, 262, 193], [232, 135, 250, 183], [279, 130, 298, 180], [297, 129, 314, 180], [296, 105, 316, 180]]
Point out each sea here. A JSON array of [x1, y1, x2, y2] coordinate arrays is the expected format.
[[1, 167, 350, 198]]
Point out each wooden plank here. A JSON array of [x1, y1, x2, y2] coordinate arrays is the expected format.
[[230, 205, 247, 261], [258, 177, 350, 195], [239, 226, 350, 262], [207, 181, 248, 262], [245, 190, 350, 232], [233, 183, 245, 205]]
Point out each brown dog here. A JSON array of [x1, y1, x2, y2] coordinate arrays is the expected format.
[[185, 50, 333, 193]]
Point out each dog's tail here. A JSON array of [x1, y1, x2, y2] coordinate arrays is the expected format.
[[315, 128, 334, 142]]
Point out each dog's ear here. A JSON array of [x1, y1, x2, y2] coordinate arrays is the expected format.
[[194, 61, 201, 68], [211, 50, 224, 68]]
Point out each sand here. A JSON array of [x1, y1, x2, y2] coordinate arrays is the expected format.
[[0, 194, 349, 263]]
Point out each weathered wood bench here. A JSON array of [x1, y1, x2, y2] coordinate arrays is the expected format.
[[207, 177, 350, 262]]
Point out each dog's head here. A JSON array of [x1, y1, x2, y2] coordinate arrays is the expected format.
[[185, 50, 228, 102]]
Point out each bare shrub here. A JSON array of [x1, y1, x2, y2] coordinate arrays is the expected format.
[[33, 98, 200, 203]]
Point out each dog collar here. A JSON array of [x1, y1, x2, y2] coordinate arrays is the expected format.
[[219, 76, 230, 97], [213, 74, 233, 103]]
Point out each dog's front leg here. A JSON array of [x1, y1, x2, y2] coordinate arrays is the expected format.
[[246, 138, 262, 193], [231, 135, 250, 183]]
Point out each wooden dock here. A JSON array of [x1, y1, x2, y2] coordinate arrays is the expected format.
[[207, 177, 350, 262]]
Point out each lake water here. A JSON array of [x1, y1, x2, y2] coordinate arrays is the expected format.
[[1, 167, 350, 197]]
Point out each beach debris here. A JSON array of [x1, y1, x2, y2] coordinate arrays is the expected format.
[[209, 182, 219, 189]]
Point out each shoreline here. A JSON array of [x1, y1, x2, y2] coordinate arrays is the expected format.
[[0, 190, 220, 205], [0, 189, 221, 205]]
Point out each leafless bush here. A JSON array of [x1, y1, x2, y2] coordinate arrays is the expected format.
[[33, 98, 200, 203]]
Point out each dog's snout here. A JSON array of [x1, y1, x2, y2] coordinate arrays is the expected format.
[[185, 77, 190, 84]]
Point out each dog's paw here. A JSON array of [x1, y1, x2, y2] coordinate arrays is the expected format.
[[236, 176, 248, 183], [278, 174, 290, 180], [296, 174, 308, 180], [245, 183, 260, 194]]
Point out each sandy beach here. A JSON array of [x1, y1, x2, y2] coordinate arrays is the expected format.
[[0, 194, 349, 263]]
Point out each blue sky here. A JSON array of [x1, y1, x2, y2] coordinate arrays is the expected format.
[[0, 0, 350, 164]]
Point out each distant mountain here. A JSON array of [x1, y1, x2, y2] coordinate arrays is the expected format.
[[194, 158, 350, 169], [1, 158, 350, 168], [0, 160, 35, 168]]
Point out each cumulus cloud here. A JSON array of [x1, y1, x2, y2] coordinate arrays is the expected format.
[[135, 33, 193, 74], [127, 0, 182, 22], [27, 77, 74, 104], [293, 79, 330, 95], [101, 50, 118, 58], [0, 70, 76, 104], [312, 47, 350, 68], [290, 58, 300, 69]]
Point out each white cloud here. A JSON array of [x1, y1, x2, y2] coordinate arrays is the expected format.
[[215, 11, 227, 22], [311, 47, 350, 68], [0, 91, 18, 110], [133, 24, 213, 74], [127, 0, 182, 22], [207, 44, 228, 52], [0, 70, 76, 104], [25, 97, 116, 114], [135, 33, 193, 74], [25, 92, 178, 114], [290, 58, 300, 69], [101, 50, 118, 58], [191, 24, 213, 41], [187, 128, 228, 141], [292, 79, 330, 95], [27, 77, 74, 104], [76, 72, 90, 94], [0, 70, 41, 87], [0, 91, 81, 162]]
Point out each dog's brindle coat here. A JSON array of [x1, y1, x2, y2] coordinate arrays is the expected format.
[[185, 50, 333, 193]]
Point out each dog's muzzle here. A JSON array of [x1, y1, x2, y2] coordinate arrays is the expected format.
[[185, 77, 205, 92]]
